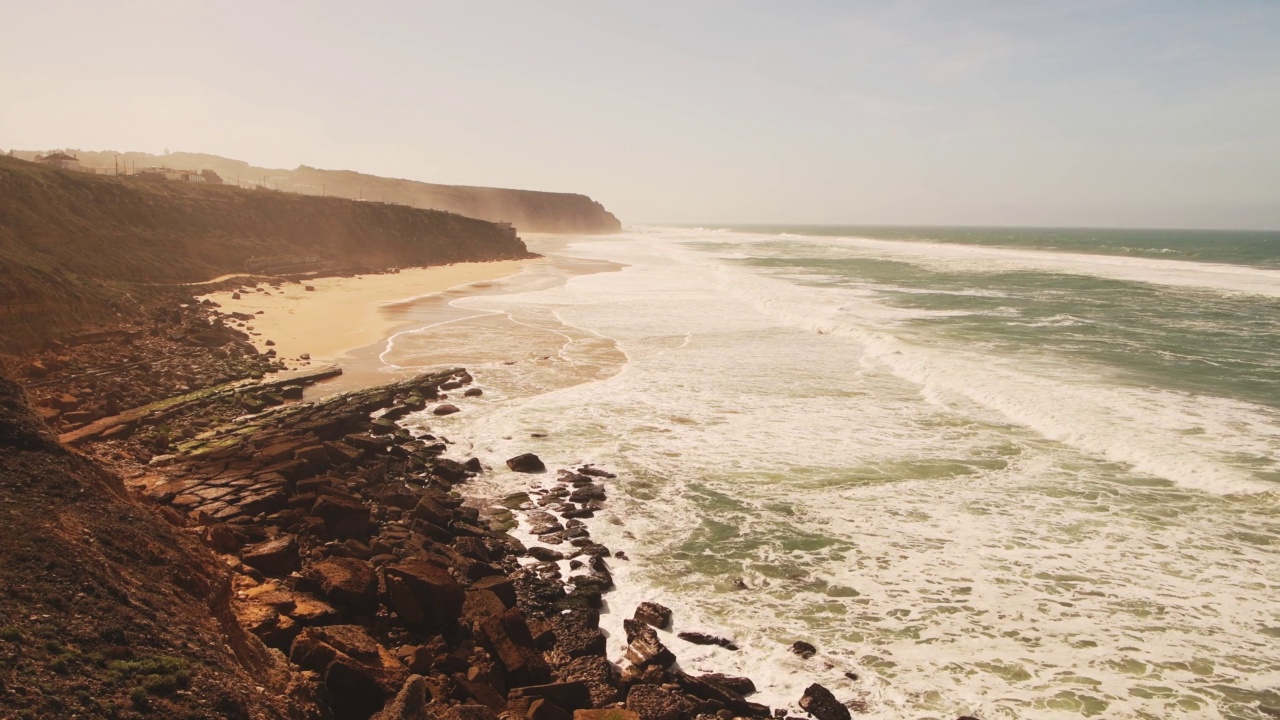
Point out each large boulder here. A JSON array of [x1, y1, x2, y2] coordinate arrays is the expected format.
[[632, 602, 671, 630], [383, 560, 465, 632], [558, 655, 621, 707], [290, 625, 408, 719], [241, 535, 300, 576], [792, 640, 817, 659], [698, 673, 755, 696], [311, 495, 372, 539], [799, 683, 850, 720], [370, 675, 432, 720], [625, 685, 693, 720], [309, 557, 378, 611], [411, 495, 453, 527], [477, 608, 551, 688], [677, 631, 737, 650], [548, 610, 606, 658], [623, 620, 675, 669], [506, 453, 546, 473]]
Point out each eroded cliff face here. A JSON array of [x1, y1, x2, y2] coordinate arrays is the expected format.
[[25, 150, 624, 234], [0, 156, 535, 352], [0, 375, 314, 718]]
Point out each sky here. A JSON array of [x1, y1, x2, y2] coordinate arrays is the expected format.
[[2, 1, 1279, 229]]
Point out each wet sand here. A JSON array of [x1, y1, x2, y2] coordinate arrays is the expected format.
[[198, 260, 531, 386]]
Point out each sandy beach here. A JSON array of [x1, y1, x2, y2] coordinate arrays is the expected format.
[[199, 260, 530, 368]]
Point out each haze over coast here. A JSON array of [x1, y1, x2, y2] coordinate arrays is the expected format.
[[2, 3, 1279, 720]]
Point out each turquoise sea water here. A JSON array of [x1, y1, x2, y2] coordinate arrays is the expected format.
[[387, 226, 1280, 720], [730, 225, 1280, 269]]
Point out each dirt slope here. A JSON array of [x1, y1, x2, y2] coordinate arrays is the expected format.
[[0, 375, 315, 719]]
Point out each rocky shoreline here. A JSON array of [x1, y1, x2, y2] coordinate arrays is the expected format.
[[3, 295, 976, 720], [125, 364, 848, 720]]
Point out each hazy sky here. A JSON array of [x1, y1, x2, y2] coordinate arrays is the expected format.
[[3, 1, 1279, 228]]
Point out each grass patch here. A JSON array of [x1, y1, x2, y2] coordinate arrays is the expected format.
[[129, 686, 150, 710], [0, 626, 22, 642], [109, 654, 191, 696]]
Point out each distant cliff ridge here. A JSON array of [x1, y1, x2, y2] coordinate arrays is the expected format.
[[20, 149, 622, 234]]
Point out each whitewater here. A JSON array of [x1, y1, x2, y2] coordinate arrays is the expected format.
[[384, 226, 1280, 720]]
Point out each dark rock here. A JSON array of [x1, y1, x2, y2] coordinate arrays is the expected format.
[[506, 453, 546, 473], [241, 535, 299, 576], [633, 601, 672, 630], [411, 495, 452, 527], [626, 685, 694, 720], [548, 610, 606, 658], [238, 488, 288, 516], [291, 624, 407, 720], [433, 404, 460, 416], [309, 557, 378, 611], [558, 654, 621, 707], [799, 684, 849, 720], [204, 523, 248, 552], [568, 484, 605, 503], [370, 675, 431, 720], [527, 546, 565, 562], [383, 560, 465, 632], [324, 440, 364, 465], [700, 673, 756, 696], [678, 632, 738, 651], [473, 576, 517, 607], [623, 621, 675, 669], [512, 681, 593, 711], [432, 457, 470, 484], [791, 641, 817, 659], [477, 609, 551, 688], [528, 699, 573, 720], [311, 495, 372, 539]]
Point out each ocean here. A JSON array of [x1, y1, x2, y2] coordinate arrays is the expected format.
[[382, 225, 1280, 720]]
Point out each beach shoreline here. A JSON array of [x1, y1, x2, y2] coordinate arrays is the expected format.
[[198, 259, 534, 386]]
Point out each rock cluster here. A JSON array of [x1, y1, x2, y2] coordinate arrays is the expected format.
[[126, 367, 881, 720], [20, 298, 284, 434]]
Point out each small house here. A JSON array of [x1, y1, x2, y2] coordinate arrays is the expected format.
[[38, 152, 81, 171]]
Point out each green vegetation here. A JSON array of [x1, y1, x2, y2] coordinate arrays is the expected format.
[[108, 654, 191, 696], [129, 685, 150, 710]]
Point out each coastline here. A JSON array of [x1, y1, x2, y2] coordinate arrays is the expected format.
[[199, 260, 533, 378], [95, 360, 812, 720], [7, 236, 912, 719]]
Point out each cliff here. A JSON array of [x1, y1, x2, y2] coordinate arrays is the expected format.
[[25, 150, 623, 234], [0, 155, 534, 352], [0, 374, 310, 718]]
